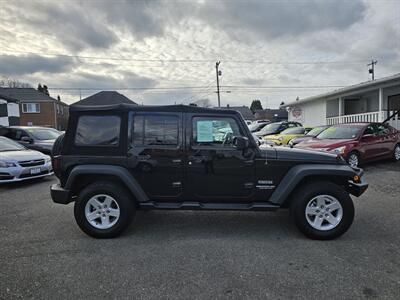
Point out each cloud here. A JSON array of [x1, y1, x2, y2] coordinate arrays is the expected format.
[[197, 0, 366, 41], [2, 2, 119, 51], [0, 54, 74, 75]]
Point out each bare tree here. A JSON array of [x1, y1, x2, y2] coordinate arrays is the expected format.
[[0, 76, 32, 88]]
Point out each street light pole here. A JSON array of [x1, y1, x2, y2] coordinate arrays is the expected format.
[[215, 61, 221, 107]]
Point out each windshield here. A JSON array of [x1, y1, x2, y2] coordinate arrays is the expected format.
[[306, 126, 327, 136], [0, 137, 26, 151], [259, 123, 281, 134], [317, 126, 361, 139], [26, 128, 62, 140], [281, 127, 304, 134]]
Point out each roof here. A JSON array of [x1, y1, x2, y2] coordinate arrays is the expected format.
[[216, 105, 254, 119], [0, 94, 19, 103], [254, 108, 288, 119], [284, 72, 400, 107], [0, 88, 68, 105], [72, 91, 137, 106], [70, 103, 242, 116]]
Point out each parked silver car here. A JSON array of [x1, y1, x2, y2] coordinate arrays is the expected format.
[[0, 136, 53, 183]]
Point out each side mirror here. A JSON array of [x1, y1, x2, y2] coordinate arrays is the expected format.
[[21, 136, 33, 143], [233, 136, 249, 150]]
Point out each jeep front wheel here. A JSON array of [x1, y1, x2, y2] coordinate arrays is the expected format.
[[74, 181, 135, 238], [290, 182, 354, 240]]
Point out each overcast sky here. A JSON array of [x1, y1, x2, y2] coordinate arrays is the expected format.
[[0, 0, 399, 107]]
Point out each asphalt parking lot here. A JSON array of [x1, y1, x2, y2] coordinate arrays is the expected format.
[[1, 162, 399, 299]]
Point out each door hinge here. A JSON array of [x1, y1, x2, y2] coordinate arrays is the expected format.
[[172, 182, 182, 188]]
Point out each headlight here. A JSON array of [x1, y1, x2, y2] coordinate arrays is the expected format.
[[278, 137, 283, 141], [332, 146, 346, 154], [0, 160, 17, 168], [44, 156, 51, 163]]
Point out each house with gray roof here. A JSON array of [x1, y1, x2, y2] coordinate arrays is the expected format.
[[72, 91, 137, 106], [0, 88, 69, 130]]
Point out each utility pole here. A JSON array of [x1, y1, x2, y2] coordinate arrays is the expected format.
[[367, 59, 377, 80], [215, 61, 221, 107]]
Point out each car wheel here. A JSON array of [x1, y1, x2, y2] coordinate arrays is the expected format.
[[392, 144, 400, 162], [347, 151, 360, 167], [74, 181, 135, 238], [290, 182, 354, 240]]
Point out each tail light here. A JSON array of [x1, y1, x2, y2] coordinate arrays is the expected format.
[[52, 155, 62, 178]]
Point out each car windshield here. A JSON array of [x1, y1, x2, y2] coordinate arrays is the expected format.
[[259, 123, 282, 134], [317, 126, 361, 139], [248, 123, 265, 131], [26, 128, 62, 140], [281, 127, 304, 134], [0, 137, 26, 151], [306, 126, 327, 136]]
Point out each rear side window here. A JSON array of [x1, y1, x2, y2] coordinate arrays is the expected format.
[[75, 115, 121, 146], [133, 115, 179, 146]]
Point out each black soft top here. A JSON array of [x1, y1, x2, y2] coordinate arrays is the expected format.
[[69, 103, 241, 116]]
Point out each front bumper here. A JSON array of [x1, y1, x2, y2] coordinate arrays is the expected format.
[[0, 161, 53, 183], [346, 167, 368, 197], [50, 183, 72, 204]]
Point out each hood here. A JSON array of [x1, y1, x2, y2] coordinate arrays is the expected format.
[[274, 146, 342, 164], [264, 134, 280, 140], [291, 136, 313, 143], [34, 139, 55, 149], [0, 149, 49, 162], [297, 138, 356, 150]]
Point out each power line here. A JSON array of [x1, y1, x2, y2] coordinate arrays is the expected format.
[[0, 48, 370, 65], [49, 85, 345, 91]]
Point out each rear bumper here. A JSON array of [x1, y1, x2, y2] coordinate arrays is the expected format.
[[50, 183, 72, 204]]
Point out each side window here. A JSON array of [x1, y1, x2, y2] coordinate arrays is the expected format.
[[192, 116, 242, 147], [75, 115, 121, 146], [364, 125, 377, 135], [377, 124, 390, 136], [133, 115, 179, 146]]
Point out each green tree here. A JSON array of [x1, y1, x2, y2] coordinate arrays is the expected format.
[[250, 99, 263, 113], [37, 83, 43, 92]]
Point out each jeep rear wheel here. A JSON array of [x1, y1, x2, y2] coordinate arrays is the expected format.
[[290, 182, 354, 240], [74, 181, 135, 238]]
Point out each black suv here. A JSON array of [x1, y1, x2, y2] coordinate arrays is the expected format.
[[50, 104, 368, 240]]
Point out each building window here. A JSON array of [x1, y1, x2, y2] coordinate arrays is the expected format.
[[22, 103, 40, 113]]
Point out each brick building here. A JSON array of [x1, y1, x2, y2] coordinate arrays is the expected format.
[[0, 88, 69, 130]]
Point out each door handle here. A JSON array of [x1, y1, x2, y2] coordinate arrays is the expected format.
[[172, 159, 182, 164]]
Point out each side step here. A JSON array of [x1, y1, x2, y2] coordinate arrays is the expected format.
[[138, 201, 280, 211]]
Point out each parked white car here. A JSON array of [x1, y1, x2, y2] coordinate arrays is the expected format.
[[0, 136, 53, 183]]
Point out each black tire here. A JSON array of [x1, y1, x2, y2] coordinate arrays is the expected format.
[[74, 181, 135, 238], [347, 151, 360, 167], [290, 181, 354, 240], [52, 133, 65, 157], [392, 144, 400, 162]]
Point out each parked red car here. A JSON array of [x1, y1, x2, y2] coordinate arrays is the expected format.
[[295, 123, 400, 167]]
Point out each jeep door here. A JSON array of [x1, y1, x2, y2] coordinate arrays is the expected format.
[[185, 114, 256, 202], [128, 112, 184, 200]]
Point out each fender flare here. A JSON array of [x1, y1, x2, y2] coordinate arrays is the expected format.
[[269, 164, 358, 205], [65, 164, 149, 202]]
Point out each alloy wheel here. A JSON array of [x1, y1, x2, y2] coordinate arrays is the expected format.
[[84, 194, 120, 229], [395, 145, 400, 161], [348, 153, 359, 167], [305, 195, 343, 231]]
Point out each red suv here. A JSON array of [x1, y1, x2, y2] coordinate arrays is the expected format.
[[295, 123, 400, 167]]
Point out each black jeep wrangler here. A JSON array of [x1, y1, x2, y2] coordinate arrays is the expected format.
[[50, 104, 368, 240]]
